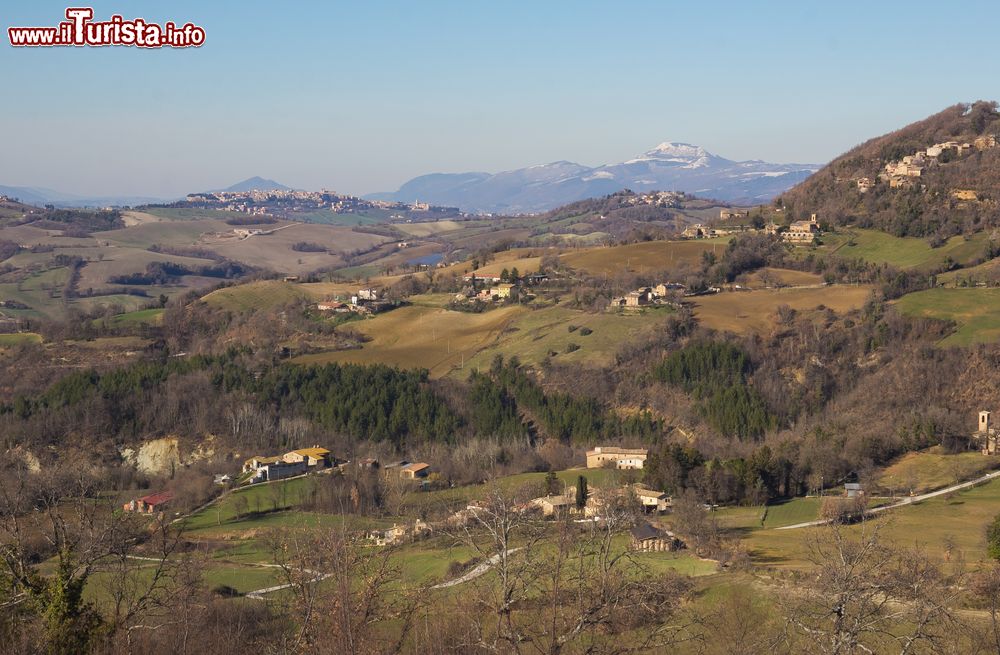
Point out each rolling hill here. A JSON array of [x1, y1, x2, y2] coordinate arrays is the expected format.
[[210, 177, 293, 193], [777, 100, 1000, 238]]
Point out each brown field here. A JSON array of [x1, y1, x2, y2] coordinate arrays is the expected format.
[[120, 211, 165, 226], [0, 224, 99, 248], [691, 285, 874, 334], [447, 227, 536, 251], [559, 239, 727, 276], [297, 281, 365, 300], [207, 223, 389, 275], [424, 248, 552, 280], [294, 303, 527, 376], [95, 219, 225, 249], [744, 267, 824, 289], [395, 220, 466, 237], [76, 249, 214, 294]]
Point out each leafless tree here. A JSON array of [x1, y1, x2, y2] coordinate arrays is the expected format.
[[701, 584, 779, 655], [781, 520, 964, 655], [971, 564, 1000, 654], [445, 481, 546, 653], [267, 525, 415, 654], [0, 463, 188, 655]]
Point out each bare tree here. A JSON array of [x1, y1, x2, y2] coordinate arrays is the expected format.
[[446, 481, 546, 653], [971, 564, 1000, 654], [267, 526, 415, 654], [782, 520, 963, 655], [0, 464, 188, 654]]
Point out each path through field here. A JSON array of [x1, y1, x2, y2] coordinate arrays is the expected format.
[[775, 469, 1000, 530], [431, 548, 522, 589]]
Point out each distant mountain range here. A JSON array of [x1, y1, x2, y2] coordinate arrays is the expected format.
[[0, 177, 294, 208], [368, 142, 821, 213], [0, 184, 168, 208]]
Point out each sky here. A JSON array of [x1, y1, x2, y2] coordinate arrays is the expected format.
[[1, 0, 999, 198]]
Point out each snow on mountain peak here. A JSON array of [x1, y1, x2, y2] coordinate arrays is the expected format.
[[648, 142, 707, 158], [625, 142, 715, 168]]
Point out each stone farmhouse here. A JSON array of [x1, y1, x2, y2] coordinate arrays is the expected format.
[[586, 446, 648, 470], [782, 214, 820, 244], [531, 494, 575, 517], [242, 446, 334, 484]]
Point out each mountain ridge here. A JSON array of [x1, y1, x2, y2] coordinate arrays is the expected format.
[[368, 142, 820, 213]]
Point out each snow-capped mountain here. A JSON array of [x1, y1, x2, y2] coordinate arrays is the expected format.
[[368, 142, 820, 213]]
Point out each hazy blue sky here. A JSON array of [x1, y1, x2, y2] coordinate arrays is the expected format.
[[2, 0, 998, 197]]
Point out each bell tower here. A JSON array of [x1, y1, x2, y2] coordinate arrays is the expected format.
[[980, 410, 992, 434]]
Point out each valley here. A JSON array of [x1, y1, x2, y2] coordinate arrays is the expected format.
[[6, 102, 1000, 655]]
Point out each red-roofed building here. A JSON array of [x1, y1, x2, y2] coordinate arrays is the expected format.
[[123, 490, 174, 514]]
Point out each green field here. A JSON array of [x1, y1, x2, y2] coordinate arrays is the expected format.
[[138, 207, 255, 222], [102, 307, 164, 326], [290, 209, 388, 226], [0, 332, 42, 345], [894, 287, 1000, 346], [294, 294, 678, 378], [878, 448, 1000, 494], [822, 229, 990, 271], [182, 475, 393, 538], [462, 302, 676, 373], [202, 280, 313, 311], [746, 477, 1000, 570], [761, 497, 820, 528]]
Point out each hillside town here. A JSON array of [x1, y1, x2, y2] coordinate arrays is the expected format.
[[171, 189, 461, 220], [877, 133, 998, 189]]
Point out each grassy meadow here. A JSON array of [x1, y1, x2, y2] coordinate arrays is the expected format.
[[820, 229, 990, 271], [894, 287, 1000, 346]]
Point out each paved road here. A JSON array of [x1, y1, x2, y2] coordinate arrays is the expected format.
[[431, 548, 522, 589], [775, 469, 1000, 530], [246, 570, 331, 600]]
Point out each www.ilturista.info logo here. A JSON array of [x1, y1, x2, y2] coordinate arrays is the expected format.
[[8, 7, 205, 48]]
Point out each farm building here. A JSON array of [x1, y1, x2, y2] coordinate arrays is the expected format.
[[843, 483, 865, 499], [492, 283, 515, 299], [399, 462, 430, 480], [283, 446, 333, 467], [586, 446, 648, 470], [634, 486, 671, 513], [782, 215, 820, 244], [242, 455, 281, 474], [123, 491, 174, 515], [532, 494, 575, 517], [251, 460, 307, 483], [630, 523, 682, 552]]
